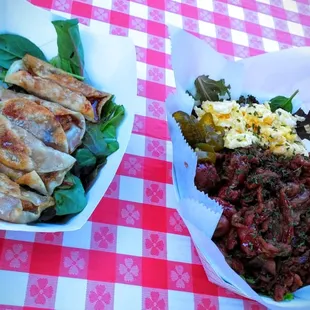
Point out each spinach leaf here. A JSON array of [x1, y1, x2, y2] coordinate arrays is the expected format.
[[269, 90, 299, 113], [53, 172, 87, 216], [73, 100, 124, 188], [0, 34, 46, 69], [83, 156, 107, 190], [283, 293, 294, 301], [100, 97, 117, 118], [83, 123, 119, 157], [51, 19, 84, 77], [75, 148, 97, 168], [100, 97, 125, 130], [73, 148, 97, 180], [102, 124, 119, 156], [188, 75, 231, 103], [83, 123, 109, 157], [104, 105, 125, 128], [72, 149, 96, 180], [0, 68, 7, 81], [100, 105, 125, 131], [50, 57, 84, 80], [83, 100, 124, 157]]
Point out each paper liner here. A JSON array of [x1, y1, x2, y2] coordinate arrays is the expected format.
[[0, 0, 138, 232], [167, 25, 310, 309], [166, 91, 223, 238], [168, 25, 310, 114]]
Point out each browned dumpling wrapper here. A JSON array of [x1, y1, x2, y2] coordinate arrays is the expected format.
[[23, 54, 111, 98], [5, 55, 113, 122], [0, 114, 75, 173], [0, 114, 75, 195], [0, 162, 71, 196], [0, 164, 48, 195], [5, 70, 95, 121], [0, 98, 68, 153], [0, 89, 86, 153], [0, 173, 54, 224]]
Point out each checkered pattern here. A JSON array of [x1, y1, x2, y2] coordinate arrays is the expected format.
[[0, 0, 309, 309]]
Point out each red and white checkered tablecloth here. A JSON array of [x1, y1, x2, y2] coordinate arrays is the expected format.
[[1, 0, 309, 309]]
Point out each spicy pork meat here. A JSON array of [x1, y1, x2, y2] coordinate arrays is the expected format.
[[195, 146, 310, 301]]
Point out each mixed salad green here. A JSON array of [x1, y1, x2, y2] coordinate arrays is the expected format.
[[187, 75, 309, 140]]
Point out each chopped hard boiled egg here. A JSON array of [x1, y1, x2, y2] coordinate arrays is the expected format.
[[224, 130, 259, 149], [195, 100, 308, 157]]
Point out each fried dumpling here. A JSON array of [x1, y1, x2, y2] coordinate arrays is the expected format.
[[23, 54, 112, 113], [0, 89, 86, 153], [5, 55, 112, 121], [0, 115, 75, 195], [0, 98, 68, 153], [0, 173, 54, 224], [5, 70, 95, 121], [0, 114, 75, 173], [0, 161, 72, 196], [0, 163, 48, 195], [22, 54, 99, 96]]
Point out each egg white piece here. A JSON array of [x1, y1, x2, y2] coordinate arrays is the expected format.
[[196, 101, 308, 157]]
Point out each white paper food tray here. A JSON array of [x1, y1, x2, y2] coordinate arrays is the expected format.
[[0, 0, 138, 232], [167, 25, 310, 310]]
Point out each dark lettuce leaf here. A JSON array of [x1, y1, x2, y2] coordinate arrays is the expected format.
[[53, 173, 87, 216], [237, 95, 259, 105], [75, 148, 97, 168], [188, 75, 231, 103], [35, 207, 57, 223], [295, 108, 310, 141], [72, 148, 97, 181], [83, 157, 107, 190]]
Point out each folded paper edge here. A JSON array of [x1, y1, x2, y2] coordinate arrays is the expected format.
[[167, 111, 223, 215], [177, 198, 222, 240], [166, 91, 223, 242]]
